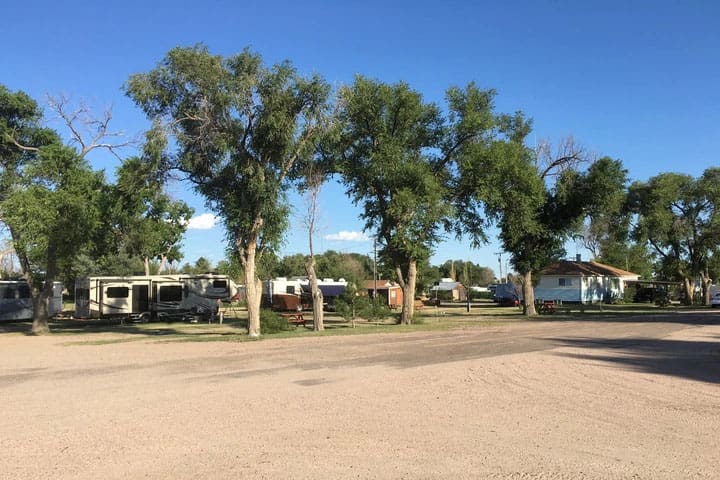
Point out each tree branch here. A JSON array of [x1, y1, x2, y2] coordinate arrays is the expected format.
[[47, 94, 136, 159]]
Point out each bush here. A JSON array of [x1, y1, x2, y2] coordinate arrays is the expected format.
[[259, 309, 291, 334], [336, 295, 392, 322]]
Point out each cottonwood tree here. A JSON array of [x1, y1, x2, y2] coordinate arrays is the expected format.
[[461, 126, 627, 315], [629, 168, 720, 305], [581, 202, 654, 280], [334, 77, 503, 324], [126, 46, 330, 336], [111, 142, 193, 275], [0, 86, 119, 334]]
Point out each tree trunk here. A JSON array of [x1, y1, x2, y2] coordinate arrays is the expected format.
[[31, 244, 58, 335], [306, 257, 324, 331], [398, 260, 417, 325], [682, 277, 693, 306], [144, 256, 151, 276], [243, 237, 262, 338], [700, 271, 712, 306], [157, 255, 165, 273], [522, 270, 537, 316]]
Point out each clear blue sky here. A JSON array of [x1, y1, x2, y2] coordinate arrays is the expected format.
[[3, 0, 719, 276]]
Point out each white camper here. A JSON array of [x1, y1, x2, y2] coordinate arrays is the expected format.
[[0, 280, 63, 321], [74, 274, 237, 321]]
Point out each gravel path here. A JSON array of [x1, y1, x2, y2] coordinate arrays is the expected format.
[[2, 314, 719, 479]]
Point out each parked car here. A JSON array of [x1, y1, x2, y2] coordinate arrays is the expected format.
[[711, 293, 720, 308]]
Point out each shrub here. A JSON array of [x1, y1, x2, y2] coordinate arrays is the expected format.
[[260, 309, 291, 334]]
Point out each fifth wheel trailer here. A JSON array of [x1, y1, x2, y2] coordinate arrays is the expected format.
[[74, 274, 237, 321], [0, 280, 63, 321]]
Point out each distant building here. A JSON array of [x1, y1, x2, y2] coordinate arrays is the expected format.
[[364, 280, 403, 308], [430, 278, 467, 302], [535, 260, 640, 304]]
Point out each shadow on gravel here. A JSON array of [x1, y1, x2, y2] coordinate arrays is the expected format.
[[550, 336, 720, 384], [536, 309, 720, 326]]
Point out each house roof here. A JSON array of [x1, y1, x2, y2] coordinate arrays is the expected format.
[[363, 280, 400, 290], [430, 281, 465, 291], [541, 260, 639, 278]]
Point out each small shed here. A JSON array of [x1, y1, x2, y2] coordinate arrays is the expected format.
[[430, 278, 467, 302], [364, 280, 404, 308]]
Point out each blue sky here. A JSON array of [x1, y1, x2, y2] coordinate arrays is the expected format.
[[3, 1, 719, 276]]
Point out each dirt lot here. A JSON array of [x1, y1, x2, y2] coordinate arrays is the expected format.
[[2, 313, 719, 479]]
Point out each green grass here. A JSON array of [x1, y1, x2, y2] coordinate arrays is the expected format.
[[5, 300, 713, 347]]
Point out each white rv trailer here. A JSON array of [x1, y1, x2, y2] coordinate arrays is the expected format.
[[74, 274, 237, 321], [0, 280, 63, 321]]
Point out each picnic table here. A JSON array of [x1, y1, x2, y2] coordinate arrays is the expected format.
[[537, 300, 559, 314], [280, 312, 307, 327]]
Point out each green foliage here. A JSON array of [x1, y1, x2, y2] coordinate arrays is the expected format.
[[334, 76, 450, 274], [332, 78, 513, 323], [335, 294, 391, 323], [107, 130, 193, 271], [2, 141, 105, 287], [437, 259, 495, 285], [127, 45, 331, 335], [126, 45, 331, 261], [259, 309, 292, 333], [629, 168, 720, 303]]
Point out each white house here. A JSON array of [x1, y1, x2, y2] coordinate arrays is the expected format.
[[534, 260, 640, 304]]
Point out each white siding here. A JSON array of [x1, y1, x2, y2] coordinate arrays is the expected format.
[[535, 276, 581, 303], [536, 274, 636, 304]]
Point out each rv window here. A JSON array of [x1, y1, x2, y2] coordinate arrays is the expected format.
[[286, 286, 296, 294], [1, 284, 31, 299], [106, 287, 129, 298], [159, 285, 183, 302], [213, 280, 227, 289]]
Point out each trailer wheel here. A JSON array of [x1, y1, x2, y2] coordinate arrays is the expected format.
[[139, 312, 151, 323]]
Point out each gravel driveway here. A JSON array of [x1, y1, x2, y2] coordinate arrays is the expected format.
[[2, 313, 719, 479]]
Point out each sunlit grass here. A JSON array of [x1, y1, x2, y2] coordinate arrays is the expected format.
[[9, 300, 712, 347]]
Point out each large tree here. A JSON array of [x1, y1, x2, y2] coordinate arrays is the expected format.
[[461, 127, 628, 315], [126, 46, 330, 336], [1, 86, 109, 334], [334, 77, 503, 324], [111, 152, 193, 275], [629, 168, 720, 305]]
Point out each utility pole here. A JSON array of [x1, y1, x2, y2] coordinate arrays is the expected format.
[[495, 251, 503, 283], [466, 259, 471, 313], [373, 236, 377, 302]]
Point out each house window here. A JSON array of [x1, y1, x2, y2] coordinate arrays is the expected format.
[[558, 278, 573, 287]]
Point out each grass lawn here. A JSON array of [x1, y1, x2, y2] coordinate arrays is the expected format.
[[2, 299, 709, 345]]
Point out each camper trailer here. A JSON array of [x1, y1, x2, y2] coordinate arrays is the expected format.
[[0, 280, 63, 321], [263, 277, 348, 311], [74, 274, 236, 321], [263, 277, 307, 311]]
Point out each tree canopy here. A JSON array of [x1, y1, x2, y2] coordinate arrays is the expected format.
[[629, 168, 720, 304], [126, 45, 331, 336]]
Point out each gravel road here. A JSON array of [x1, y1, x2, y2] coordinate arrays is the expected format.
[[2, 313, 719, 479]]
